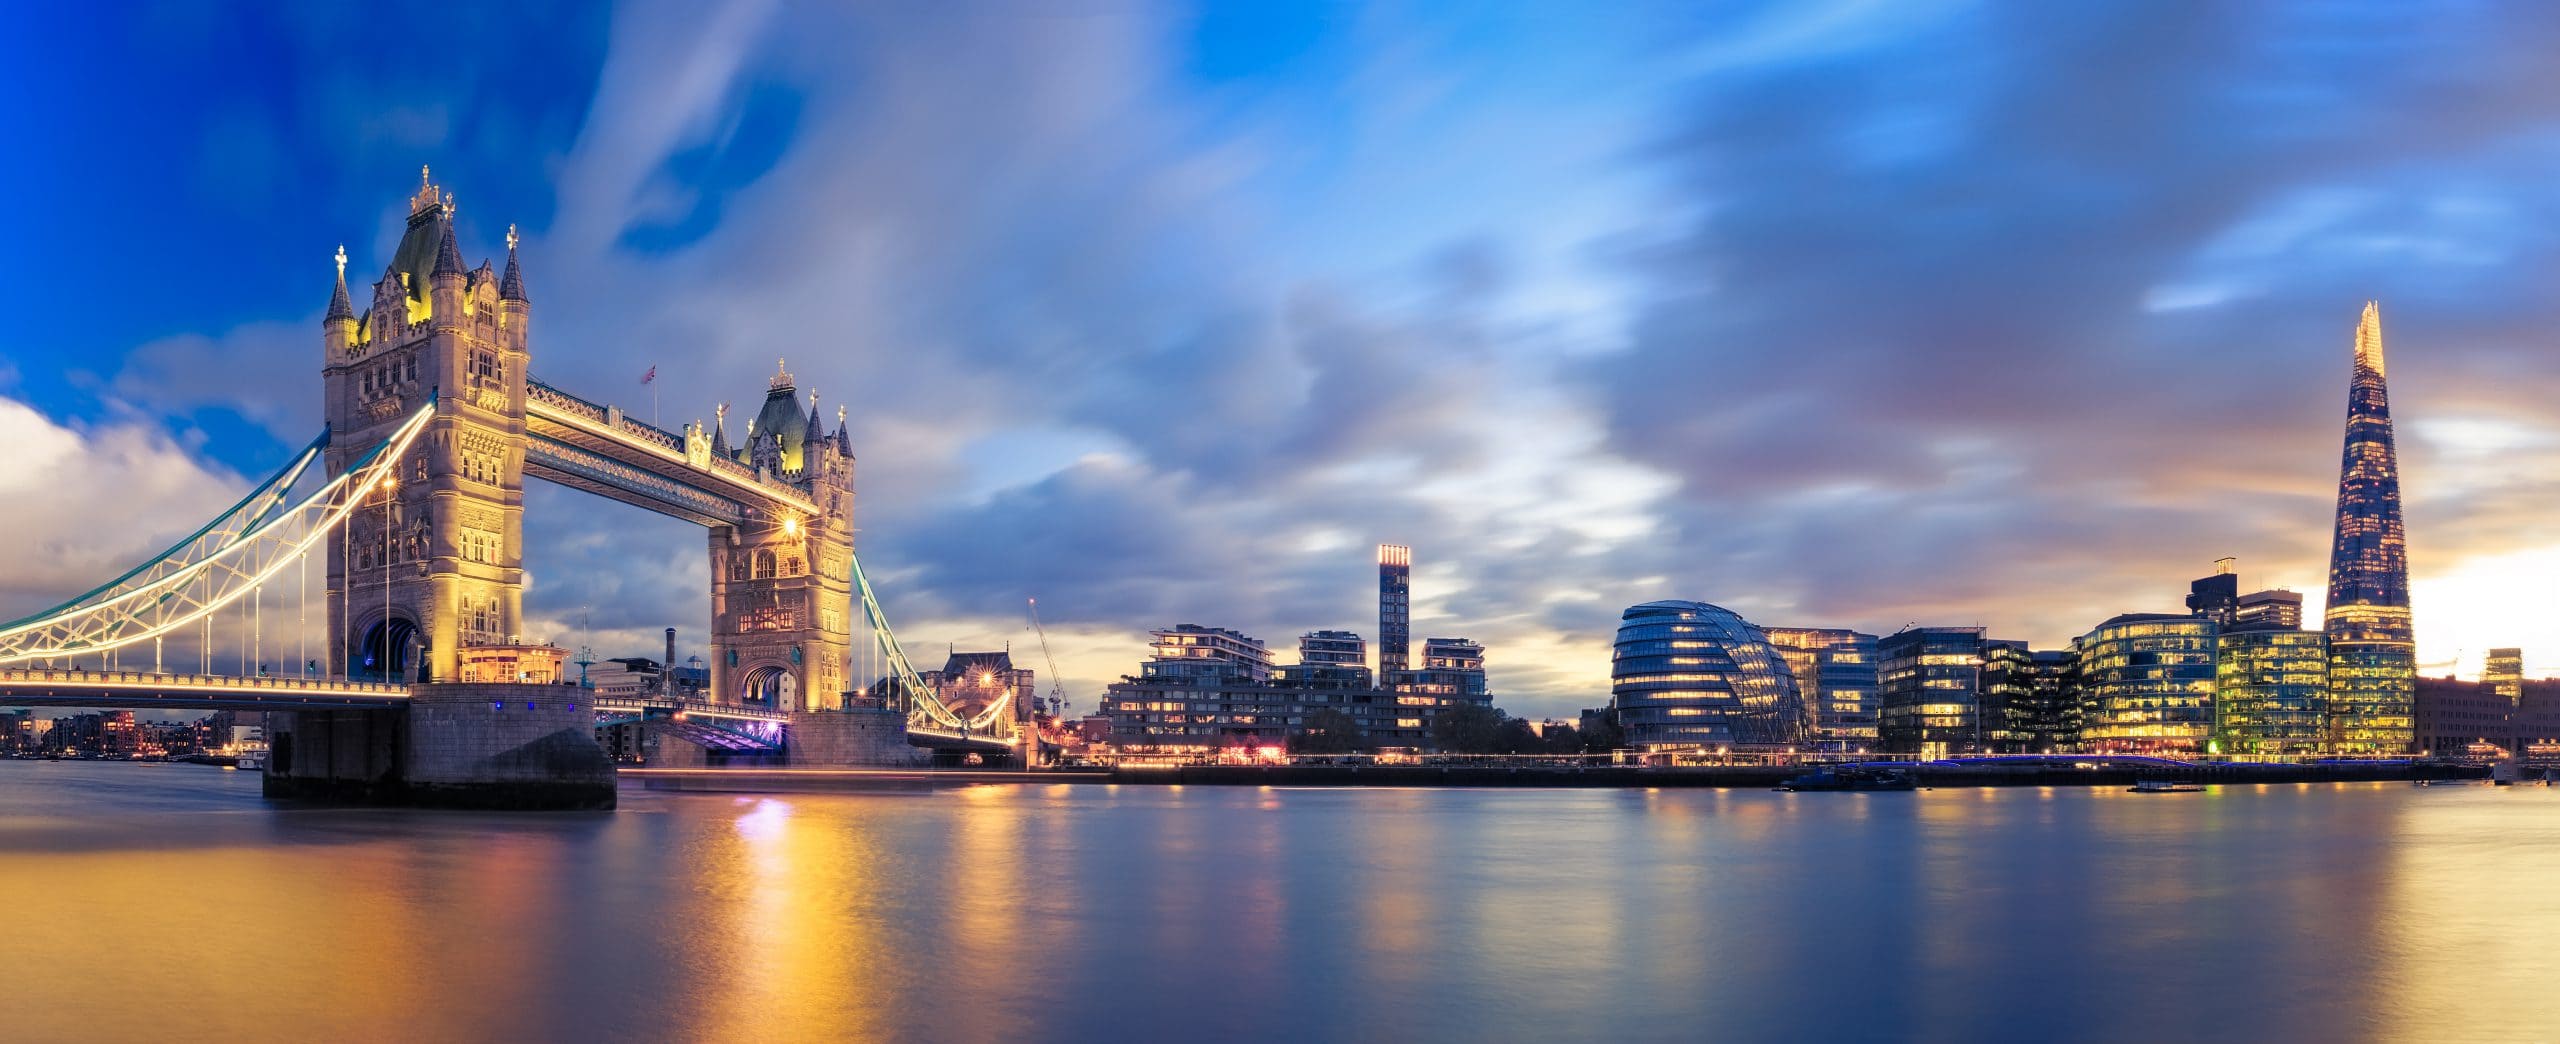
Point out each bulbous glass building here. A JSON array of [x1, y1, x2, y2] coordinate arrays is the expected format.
[[1610, 600, 1807, 749]]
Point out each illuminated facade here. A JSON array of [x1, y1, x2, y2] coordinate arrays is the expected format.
[[1099, 624, 1477, 750], [2212, 626, 2327, 755], [2234, 589, 2304, 630], [918, 651, 1035, 727], [2076, 614, 2216, 754], [1763, 627, 1880, 747], [1407, 638, 1491, 705], [1610, 601, 1806, 750], [2485, 648, 2524, 704], [1981, 642, 2076, 753], [1875, 626, 1985, 758], [2322, 301, 2415, 753], [1378, 545, 1412, 676]]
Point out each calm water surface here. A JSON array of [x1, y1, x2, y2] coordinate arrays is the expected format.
[[1, 762, 2554, 1042]]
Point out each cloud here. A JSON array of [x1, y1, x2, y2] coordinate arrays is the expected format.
[[1594, 1, 2560, 675], [67, 1, 2560, 721], [0, 397, 248, 614]]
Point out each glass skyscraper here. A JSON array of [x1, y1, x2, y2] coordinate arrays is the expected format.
[[1610, 601, 1807, 750], [2323, 302, 2416, 754]]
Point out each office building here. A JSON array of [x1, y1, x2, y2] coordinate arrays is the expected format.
[[2213, 626, 2328, 755], [1981, 641, 2076, 753], [2414, 676, 2512, 757], [2076, 614, 2217, 754], [2485, 648, 2524, 704], [1876, 627, 1986, 758], [2234, 589, 2304, 630], [1764, 627, 1881, 747], [2186, 561, 2240, 628], [2323, 302, 2417, 753], [1610, 601, 1807, 750]]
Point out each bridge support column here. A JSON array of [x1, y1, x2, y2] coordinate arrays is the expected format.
[[785, 708, 925, 767], [262, 707, 407, 803], [264, 683, 614, 809]]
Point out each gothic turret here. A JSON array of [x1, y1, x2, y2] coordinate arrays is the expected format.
[[499, 224, 528, 303], [834, 406, 852, 456], [324, 245, 357, 357], [748, 361, 813, 474]]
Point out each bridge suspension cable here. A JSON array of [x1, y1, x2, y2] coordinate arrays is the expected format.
[[0, 401, 437, 668], [849, 551, 1013, 735]]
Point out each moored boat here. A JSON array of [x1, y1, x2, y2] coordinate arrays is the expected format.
[[2130, 779, 2205, 793]]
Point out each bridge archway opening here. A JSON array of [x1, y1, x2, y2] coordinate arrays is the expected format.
[[357, 617, 420, 683], [738, 664, 797, 711]]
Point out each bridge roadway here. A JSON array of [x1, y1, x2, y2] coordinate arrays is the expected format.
[[590, 693, 790, 726], [0, 670, 807, 730], [0, 669, 409, 711]]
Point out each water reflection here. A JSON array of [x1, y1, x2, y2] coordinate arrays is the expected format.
[[2, 763, 2556, 1041]]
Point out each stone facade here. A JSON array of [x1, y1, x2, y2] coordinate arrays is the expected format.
[[322, 171, 531, 685], [265, 683, 614, 809], [706, 369, 857, 713], [785, 707, 927, 766]]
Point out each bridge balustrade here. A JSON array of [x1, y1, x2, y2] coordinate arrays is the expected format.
[[0, 668, 410, 699]]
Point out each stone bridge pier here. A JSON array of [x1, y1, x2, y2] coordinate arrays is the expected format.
[[264, 683, 614, 809]]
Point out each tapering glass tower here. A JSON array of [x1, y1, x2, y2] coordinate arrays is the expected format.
[[2323, 301, 2415, 753]]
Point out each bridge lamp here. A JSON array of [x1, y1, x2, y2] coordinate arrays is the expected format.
[[782, 513, 800, 537]]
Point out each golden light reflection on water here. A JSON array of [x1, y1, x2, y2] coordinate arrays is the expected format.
[[7, 766, 2560, 1040], [2379, 785, 2560, 1039]]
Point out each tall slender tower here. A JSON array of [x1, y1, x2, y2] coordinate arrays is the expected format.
[[2322, 301, 2415, 753], [1378, 544, 1412, 679]]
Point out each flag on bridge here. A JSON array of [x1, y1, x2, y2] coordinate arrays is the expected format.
[[641, 365, 657, 385]]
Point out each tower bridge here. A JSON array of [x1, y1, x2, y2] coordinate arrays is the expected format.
[[0, 171, 1024, 805]]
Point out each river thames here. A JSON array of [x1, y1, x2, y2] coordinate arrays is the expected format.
[[1, 763, 2552, 1042]]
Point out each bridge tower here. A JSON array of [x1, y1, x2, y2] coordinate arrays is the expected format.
[[706, 365, 856, 712], [321, 169, 531, 684]]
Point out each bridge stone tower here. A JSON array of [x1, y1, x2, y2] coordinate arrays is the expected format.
[[706, 365, 857, 713], [320, 170, 530, 684]]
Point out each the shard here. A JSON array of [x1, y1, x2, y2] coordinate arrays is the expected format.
[[2322, 301, 2415, 753]]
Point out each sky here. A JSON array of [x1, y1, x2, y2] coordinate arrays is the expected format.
[[3, 1, 2558, 721]]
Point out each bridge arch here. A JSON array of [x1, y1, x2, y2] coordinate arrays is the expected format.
[[736, 662, 798, 711], [354, 611, 422, 684]]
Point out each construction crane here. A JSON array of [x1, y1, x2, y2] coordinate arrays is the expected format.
[[1027, 597, 1071, 719]]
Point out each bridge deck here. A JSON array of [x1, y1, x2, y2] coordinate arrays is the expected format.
[[0, 669, 410, 711], [589, 694, 790, 726]]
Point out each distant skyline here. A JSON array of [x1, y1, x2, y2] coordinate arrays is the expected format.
[[5, 3, 2560, 720]]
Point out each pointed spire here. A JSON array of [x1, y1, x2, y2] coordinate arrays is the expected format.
[[499, 223, 528, 302], [432, 217, 465, 279], [712, 402, 732, 457], [2354, 299, 2384, 378], [326, 245, 355, 321], [835, 404, 852, 456], [807, 391, 825, 447]]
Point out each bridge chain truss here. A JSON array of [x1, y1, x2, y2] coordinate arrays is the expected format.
[[855, 554, 1012, 735], [0, 392, 1006, 742], [0, 400, 437, 667]]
